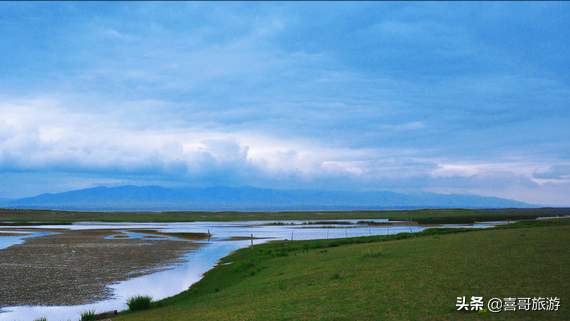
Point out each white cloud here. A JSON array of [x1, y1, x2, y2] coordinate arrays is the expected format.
[[427, 161, 570, 206], [431, 163, 481, 178], [0, 97, 433, 190], [0, 97, 362, 178]]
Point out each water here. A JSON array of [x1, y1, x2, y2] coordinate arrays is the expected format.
[[0, 219, 501, 321], [0, 231, 57, 250]]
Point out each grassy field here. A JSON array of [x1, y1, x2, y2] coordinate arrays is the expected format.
[[1, 207, 569, 224], [113, 218, 570, 320]]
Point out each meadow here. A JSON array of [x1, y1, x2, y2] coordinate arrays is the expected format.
[[112, 218, 569, 320]]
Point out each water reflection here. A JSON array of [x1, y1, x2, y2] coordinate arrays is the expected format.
[[0, 219, 501, 321]]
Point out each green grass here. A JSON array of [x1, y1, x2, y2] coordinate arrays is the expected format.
[[127, 295, 152, 311], [80, 310, 95, 321], [362, 246, 384, 258], [114, 218, 570, 320], [1, 207, 568, 224]]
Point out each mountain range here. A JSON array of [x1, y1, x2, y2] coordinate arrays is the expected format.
[[0, 185, 536, 211]]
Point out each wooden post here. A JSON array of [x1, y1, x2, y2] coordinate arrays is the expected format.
[[93, 310, 117, 320], [291, 230, 294, 241], [251, 234, 254, 247]]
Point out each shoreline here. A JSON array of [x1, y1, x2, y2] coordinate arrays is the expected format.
[[1, 214, 569, 319], [113, 217, 570, 320], [0, 228, 203, 308]]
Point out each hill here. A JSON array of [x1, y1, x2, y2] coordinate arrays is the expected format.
[[2, 185, 535, 211]]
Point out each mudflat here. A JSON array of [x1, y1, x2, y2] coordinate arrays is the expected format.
[[0, 229, 203, 307]]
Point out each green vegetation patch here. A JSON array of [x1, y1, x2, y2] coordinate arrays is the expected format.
[[80, 310, 95, 321], [127, 295, 152, 312]]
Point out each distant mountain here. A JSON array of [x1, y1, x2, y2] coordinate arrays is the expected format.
[[2, 185, 536, 211]]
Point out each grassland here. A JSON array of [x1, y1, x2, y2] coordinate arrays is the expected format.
[[1, 207, 568, 224], [114, 218, 570, 320]]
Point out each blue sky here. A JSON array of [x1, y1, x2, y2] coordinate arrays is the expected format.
[[0, 2, 569, 206]]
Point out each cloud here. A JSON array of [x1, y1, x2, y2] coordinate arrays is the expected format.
[[0, 97, 434, 191], [426, 161, 570, 206], [533, 165, 570, 180], [0, 2, 569, 206]]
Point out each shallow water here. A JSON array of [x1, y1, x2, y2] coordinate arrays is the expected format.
[[0, 219, 501, 321], [0, 231, 57, 250]]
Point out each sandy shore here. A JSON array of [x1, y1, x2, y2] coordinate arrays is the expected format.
[[0, 229, 203, 307]]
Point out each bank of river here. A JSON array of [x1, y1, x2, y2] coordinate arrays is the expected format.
[[0, 220, 503, 321]]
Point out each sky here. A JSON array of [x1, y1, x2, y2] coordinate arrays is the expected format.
[[0, 2, 569, 206]]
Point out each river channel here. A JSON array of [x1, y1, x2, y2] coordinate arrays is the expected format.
[[0, 219, 506, 321]]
